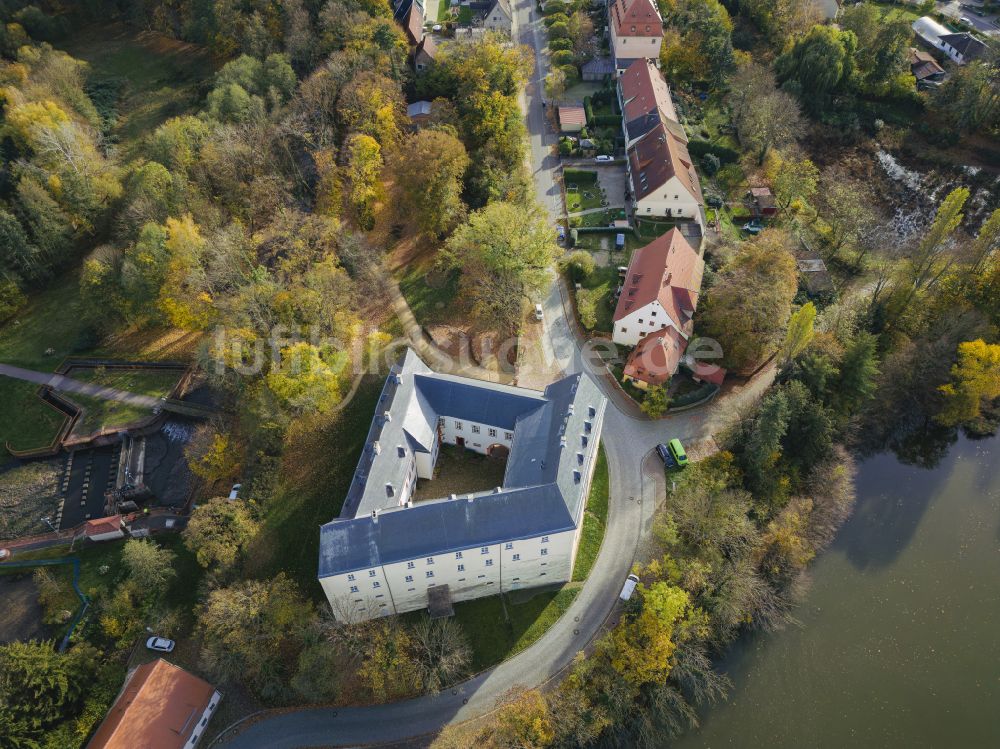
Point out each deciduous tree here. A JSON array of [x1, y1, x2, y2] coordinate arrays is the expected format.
[[183, 496, 260, 569], [937, 339, 1000, 427], [392, 128, 469, 237]]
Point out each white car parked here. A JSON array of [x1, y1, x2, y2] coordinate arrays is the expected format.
[[619, 573, 639, 601], [146, 636, 175, 653], [595, 155, 614, 163]]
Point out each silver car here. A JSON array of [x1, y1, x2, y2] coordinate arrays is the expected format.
[[146, 636, 175, 653]]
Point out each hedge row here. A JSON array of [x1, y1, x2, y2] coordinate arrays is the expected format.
[[592, 114, 621, 128], [670, 383, 718, 408], [564, 168, 598, 184], [686, 139, 739, 164]]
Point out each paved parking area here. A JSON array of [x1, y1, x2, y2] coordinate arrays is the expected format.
[[594, 164, 627, 209]]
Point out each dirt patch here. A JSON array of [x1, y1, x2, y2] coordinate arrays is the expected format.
[[0, 575, 47, 644]]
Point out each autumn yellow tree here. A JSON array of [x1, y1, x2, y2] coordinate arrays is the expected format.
[[157, 214, 213, 330], [474, 686, 555, 748], [345, 134, 383, 230], [937, 339, 1000, 427], [265, 342, 346, 414]]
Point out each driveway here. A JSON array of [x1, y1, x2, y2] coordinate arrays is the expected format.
[[216, 2, 774, 745]]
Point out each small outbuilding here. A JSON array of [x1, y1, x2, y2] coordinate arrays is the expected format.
[[581, 57, 615, 82], [82, 515, 125, 542], [558, 105, 587, 133], [747, 187, 777, 218], [407, 100, 433, 126], [909, 48, 946, 82]]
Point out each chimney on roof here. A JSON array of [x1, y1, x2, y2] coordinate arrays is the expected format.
[[449, 493, 457, 501], [372, 509, 379, 523], [494, 487, 502, 493], [372, 441, 381, 455], [467, 493, 475, 503], [383, 411, 392, 422]]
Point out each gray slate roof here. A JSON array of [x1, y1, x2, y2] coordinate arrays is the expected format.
[[939, 33, 988, 59], [319, 349, 607, 577]]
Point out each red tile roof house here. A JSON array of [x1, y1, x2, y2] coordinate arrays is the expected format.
[[627, 121, 705, 229], [87, 659, 222, 749], [608, 0, 663, 76], [612, 229, 704, 388], [618, 58, 685, 149]]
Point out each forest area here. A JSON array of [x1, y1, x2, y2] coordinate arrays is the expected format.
[[0, 0, 997, 747]]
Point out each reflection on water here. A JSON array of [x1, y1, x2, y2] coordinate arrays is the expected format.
[[674, 434, 1000, 749]]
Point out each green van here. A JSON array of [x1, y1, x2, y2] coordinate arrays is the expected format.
[[668, 439, 688, 467]]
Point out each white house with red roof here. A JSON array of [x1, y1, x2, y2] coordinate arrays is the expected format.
[[608, 0, 663, 75], [612, 229, 705, 388], [627, 123, 704, 227], [612, 228, 703, 348], [618, 59, 684, 149]]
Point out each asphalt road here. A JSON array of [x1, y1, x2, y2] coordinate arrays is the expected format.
[[218, 6, 774, 746]]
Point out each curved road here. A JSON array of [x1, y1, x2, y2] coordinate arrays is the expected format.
[[220, 4, 773, 746]]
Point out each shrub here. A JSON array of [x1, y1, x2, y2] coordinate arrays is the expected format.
[[583, 96, 594, 125], [687, 139, 739, 164], [576, 287, 602, 329], [560, 250, 596, 281], [544, 12, 570, 26], [563, 168, 598, 185], [549, 37, 573, 52], [551, 50, 575, 67], [592, 114, 620, 128], [702, 153, 721, 176]]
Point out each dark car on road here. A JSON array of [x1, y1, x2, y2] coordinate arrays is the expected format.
[[656, 443, 677, 469]]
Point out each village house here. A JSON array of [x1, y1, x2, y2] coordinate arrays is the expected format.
[[394, 0, 425, 46], [317, 349, 607, 623], [626, 122, 705, 227], [483, 0, 513, 34], [613, 229, 704, 388], [413, 35, 436, 73], [617, 58, 685, 149], [607, 0, 663, 75], [87, 659, 222, 749], [911, 16, 987, 65]]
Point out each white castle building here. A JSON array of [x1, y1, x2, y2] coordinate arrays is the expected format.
[[318, 349, 607, 622]]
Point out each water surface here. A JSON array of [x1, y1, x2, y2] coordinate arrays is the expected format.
[[675, 434, 1000, 748]]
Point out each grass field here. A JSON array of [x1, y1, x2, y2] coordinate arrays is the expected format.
[[60, 23, 214, 153], [396, 263, 460, 327], [246, 375, 386, 600], [440, 585, 580, 672], [572, 446, 608, 582], [68, 368, 182, 436], [575, 265, 620, 334], [566, 186, 606, 214]]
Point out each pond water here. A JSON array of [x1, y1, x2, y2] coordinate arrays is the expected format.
[[675, 433, 1000, 748]]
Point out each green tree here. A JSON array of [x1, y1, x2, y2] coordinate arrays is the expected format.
[[840, 5, 913, 96], [0, 640, 100, 745], [641, 384, 671, 418], [560, 250, 596, 282], [931, 60, 1000, 135], [266, 342, 347, 414], [393, 128, 470, 237], [729, 63, 804, 163], [781, 302, 816, 364], [765, 151, 818, 212], [667, 0, 735, 85], [183, 497, 260, 569], [699, 230, 799, 371], [937, 339, 1000, 427], [731, 387, 790, 502], [776, 25, 858, 113], [834, 331, 879, 416], [442, 202, 558, 335], [474, 686, 556, 748], [121, 539, 176, 595]]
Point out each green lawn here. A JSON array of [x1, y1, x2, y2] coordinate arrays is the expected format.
[[572, 446, 608, 582], [566, 183, 606, 214], [60, 23, 214, 154], [634, 217, 678, 241], [870, 1, 921, 24], [574, 265, 619, 334], [445, 585, 580, 672], [247, 375, 386, 600], [396, 263, 460, 327], [570, 209, 619, 228], [67, 367, 183, 436]]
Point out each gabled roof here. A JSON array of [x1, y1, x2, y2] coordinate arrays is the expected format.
[[407, 100, 433, 118], [938, 32, 987, 59], [414, 35, 437, 62], [87, 660, 219, 749], [609, 0, 663, 38], [623, 327, 686, 385], [399, 1, 424, 45], [612, 228, 704, 330], [558, 106, 587, 128], [619, 59, 683, 145], [627, 122, 702, 203], [320, 350, 607, 577], [84, 515, 123, 536], [488, 0, 512, 18]]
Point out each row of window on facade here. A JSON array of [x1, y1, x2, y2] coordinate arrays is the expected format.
[[442, 418, 514, 440], [354, 572, 553, 602]]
